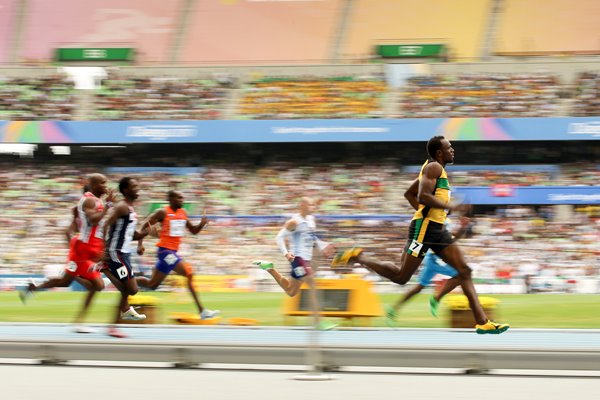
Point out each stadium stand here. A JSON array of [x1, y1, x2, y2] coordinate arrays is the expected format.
[[179, 0, 343, 64], [4, 66, 600, 119], [1, 0, 598, 66], [398, 73, 560, 118], [239, 74, 386, 119], [0, 75, 76, 120], [0, 0, 16, 64], [495, 0, 600, 56], [342, 0, 491, 61], [19, 0, 180, 64], [94, 73, 231, 120], [572, 71, 600, 117]]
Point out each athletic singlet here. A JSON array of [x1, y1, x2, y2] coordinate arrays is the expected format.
[[76, 192, 104, 245], [289, 213, 317, 261], [156, 206, 188, 251], [412, 160, 451, 224], [107, 204, 137, 259]]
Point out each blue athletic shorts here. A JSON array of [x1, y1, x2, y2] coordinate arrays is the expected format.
[[107, 252, 133, 282], [418, 252, 458, 286], [156, 247, 183, 274], [290, 257, 313, 280]]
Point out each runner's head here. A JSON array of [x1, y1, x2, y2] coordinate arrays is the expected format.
[[427, 136, 454, 165], [167, 190, 184, 210], [119, 177, 139, 201], [87, 173, 108, 197], [299, 197, 315, 216]]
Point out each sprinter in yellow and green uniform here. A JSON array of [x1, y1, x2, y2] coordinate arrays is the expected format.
[[331, 136, 509, 334], [406, 158, 453, 259]]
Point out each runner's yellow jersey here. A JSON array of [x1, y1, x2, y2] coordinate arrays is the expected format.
[[412, 160, 451, 224]]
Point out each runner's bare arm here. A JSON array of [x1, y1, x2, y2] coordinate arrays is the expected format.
[[276, 219, 297, 261], [138, 208, 166, 247], [187, 208, 208, 235], [65, 206, 78, 243], [404, 179, 420, 211], [418, 162, 469, 212], [82, 194, 113, 225]]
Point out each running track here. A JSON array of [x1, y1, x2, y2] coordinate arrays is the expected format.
[[1, 323, 600, 372]]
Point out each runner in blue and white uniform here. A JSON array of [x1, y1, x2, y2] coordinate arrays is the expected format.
[[253, 197, 337, 330], [102, 177, 148, 338]]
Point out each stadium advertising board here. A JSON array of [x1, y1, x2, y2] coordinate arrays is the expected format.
[[376, 44, 446, 58], [2, 117, 600, 143], [55, 47, 134, 61], [454, 186, 600, 205]]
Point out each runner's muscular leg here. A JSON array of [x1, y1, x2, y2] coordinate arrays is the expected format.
[[137, 268, 168, 290], [354, 251, 422, 285], [173, 262, 207, 313], [34, 273, 75, 290], [437, 244, 487, 324], [284, 278, 303, 297], [266, 267, 301, 296]]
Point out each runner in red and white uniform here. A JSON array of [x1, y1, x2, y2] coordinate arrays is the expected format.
[[19, 174, 115, 333]]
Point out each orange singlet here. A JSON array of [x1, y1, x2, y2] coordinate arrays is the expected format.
[[156, 206, 188, 251]]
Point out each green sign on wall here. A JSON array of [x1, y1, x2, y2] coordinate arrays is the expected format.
[[376, 44, 446, 58], [55, 48, 135, 62]]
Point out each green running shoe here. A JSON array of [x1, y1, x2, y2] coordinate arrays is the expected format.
[[253, 260, 274, 270], [385, 305, 398, 327], [317, 320, 338, 331], [429, 296, 440, 318]]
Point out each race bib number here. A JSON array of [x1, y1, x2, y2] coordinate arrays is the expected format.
[[67, 261, 77, 272], [409, 240, 423, 257], [116, 266, 128, 279], [169, 219, 186, 237]]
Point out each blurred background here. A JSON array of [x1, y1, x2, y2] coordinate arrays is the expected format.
[[0, 0, 598, 331]]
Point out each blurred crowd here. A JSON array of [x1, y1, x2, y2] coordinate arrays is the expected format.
[[0, 161, 596, 217], [461, 207, 599, 291], [238, 75, 385, 119], [450, 169, 555, 186], [1, 204, 597, 291], [94, 74, 231, 120], [573, 72, 600, 117], [9, 71, 600, 120], [0, 76, 75, 120], [0, 161, 597, 291], [397, 74, 560, 118]]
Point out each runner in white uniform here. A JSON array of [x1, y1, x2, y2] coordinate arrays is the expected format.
[[254, 197, 337, 330], [285, 212, 319, 279]]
